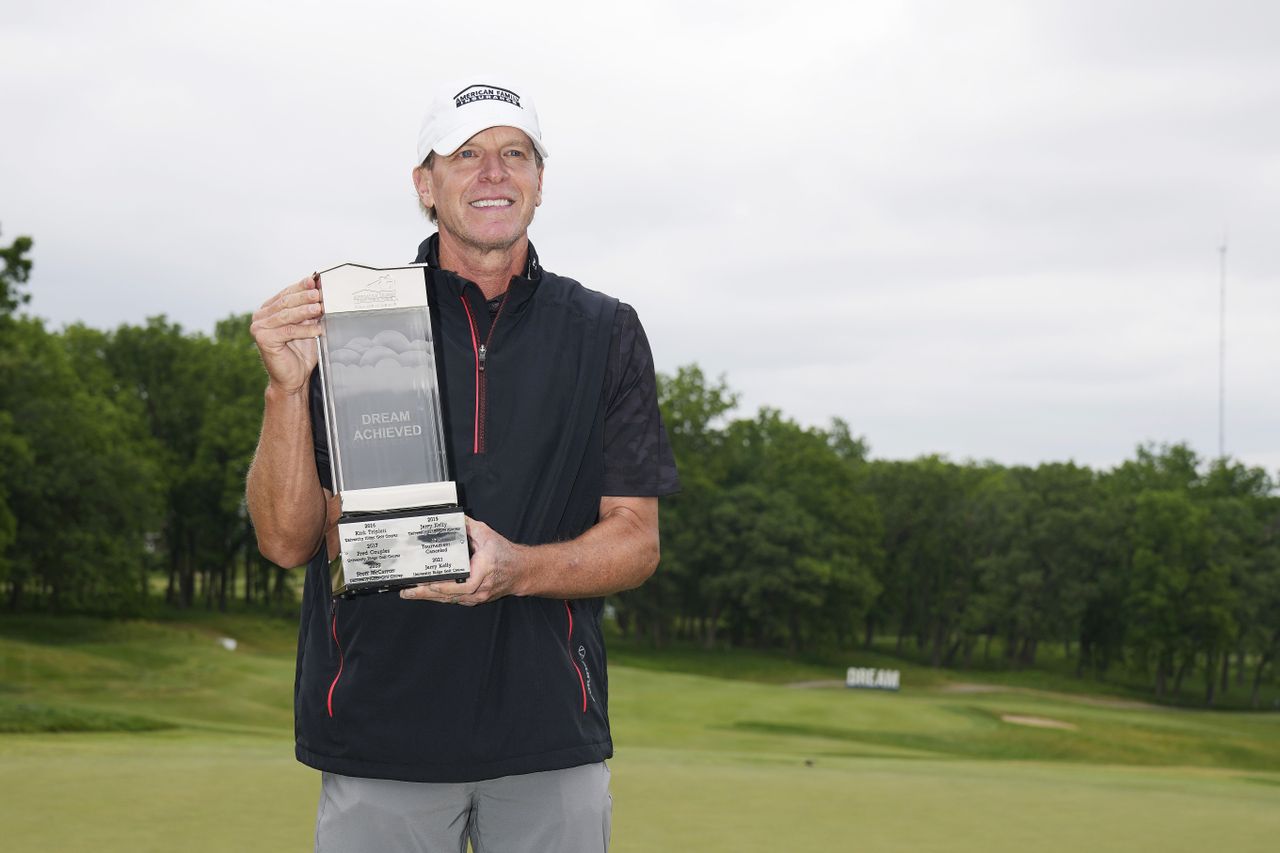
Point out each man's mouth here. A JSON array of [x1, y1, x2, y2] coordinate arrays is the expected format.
[[470, 199, 513, 208]]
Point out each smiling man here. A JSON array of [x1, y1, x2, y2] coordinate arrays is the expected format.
[[246, 78, 678, 852]]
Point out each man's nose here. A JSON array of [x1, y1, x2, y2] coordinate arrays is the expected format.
[[478, 151, 507, 181]]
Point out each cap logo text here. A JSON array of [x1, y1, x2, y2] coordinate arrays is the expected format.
[[454, 85, 521, 109]]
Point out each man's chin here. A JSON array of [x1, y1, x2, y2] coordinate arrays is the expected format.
[[441, 224, 533, 255], [462, 235, 524, 254]]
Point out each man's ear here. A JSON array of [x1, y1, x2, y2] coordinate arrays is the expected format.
[[412, 165, 434, 208]]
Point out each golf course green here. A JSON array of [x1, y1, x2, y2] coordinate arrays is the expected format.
[[2, 614, 1277, 852]]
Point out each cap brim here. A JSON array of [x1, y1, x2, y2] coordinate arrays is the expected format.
[[433, 122, 548, 160]]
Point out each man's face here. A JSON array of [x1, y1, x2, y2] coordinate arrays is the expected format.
[[414, 127, 543, 254]]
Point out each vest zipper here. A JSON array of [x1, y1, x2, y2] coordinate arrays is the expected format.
[[459, 290, 511, 454]]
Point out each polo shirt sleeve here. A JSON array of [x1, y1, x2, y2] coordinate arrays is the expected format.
[[601, 303, 680, 497]]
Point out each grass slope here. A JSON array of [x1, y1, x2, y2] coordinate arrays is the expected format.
[[1, 614, 1277, 852]]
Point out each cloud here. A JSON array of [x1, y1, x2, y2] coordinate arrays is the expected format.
[[2, 0, 1277, 474]]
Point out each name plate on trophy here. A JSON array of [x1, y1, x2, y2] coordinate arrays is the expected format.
[[317, 263, 469, 597]]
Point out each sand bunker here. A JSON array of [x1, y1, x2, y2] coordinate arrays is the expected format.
[[1000, 714, 1077, 730]]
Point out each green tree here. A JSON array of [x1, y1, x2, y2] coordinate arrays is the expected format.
[[189, 315, 274, 609], [1199, 459, 1279, 705], [99, 315, 276, 609], [1240, 551, 1280, 708], [0, 411, 29, 586], [969, 463, 1110, 669], [0, 317, 161, 611], [0, 228, 33, 316], [617, 366, 738, 645], [0, 229, 34, 584], [863, 456, 987, 665], [101, 317, 212, 606], [1127, 489, 1234, 699], [718, 410, 880, 652], [624, 368, 880, 655], [1, 231, 161, 612]]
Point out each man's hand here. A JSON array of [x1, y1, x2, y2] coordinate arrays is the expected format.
[[399, 517, 524, 605], [244, 275, 329, 568], [250, 274, 324, 395], [397, 497, 659, 605]]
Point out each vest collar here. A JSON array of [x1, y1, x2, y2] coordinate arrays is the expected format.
[[415, 232, 542, 322]]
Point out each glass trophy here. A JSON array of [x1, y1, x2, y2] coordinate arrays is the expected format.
[[316, 263, 470, 597]]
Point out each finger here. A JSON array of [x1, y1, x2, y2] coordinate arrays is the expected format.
[[251, 314, 323, 349], [435, 574, 484, 597], [398, 582, 447, 601], [268, 290, 324, 320], [270, 281, 324, 319], [255, 301, 324, 331], [258, 274, 319, 311], [251, 294, 323, 345], [400, 584, 473, 602], [324, 492, 342, 526], [251, 327, 319, 360], [285, 337, 321, 364], [464, 516, 495, 551], [463, 516, 494, 533], [447, 589, 487, 607], [401, 573, 483, 600]]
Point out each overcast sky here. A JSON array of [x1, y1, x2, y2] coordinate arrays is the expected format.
[[3, 0, 1277, 474]]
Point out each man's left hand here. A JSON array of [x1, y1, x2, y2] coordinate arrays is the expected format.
[[399, 517, 524, 606]]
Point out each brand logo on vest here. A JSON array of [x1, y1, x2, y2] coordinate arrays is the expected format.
[[577, 645, 595, 704], [454, 84, 521, 109]]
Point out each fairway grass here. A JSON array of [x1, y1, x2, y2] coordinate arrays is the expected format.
[[611, 748, 1280, 853], [3, 725, 1276, 852], [0, 732, 316, 853], [2, 615, 1278, 852]]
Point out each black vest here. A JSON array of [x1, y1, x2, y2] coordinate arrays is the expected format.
[[295, 247, 620, 782]]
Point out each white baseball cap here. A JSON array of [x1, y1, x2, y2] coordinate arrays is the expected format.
[[416, 78, 548, 163]]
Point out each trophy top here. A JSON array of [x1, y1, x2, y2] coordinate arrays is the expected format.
[[319, 264, 430, 314]]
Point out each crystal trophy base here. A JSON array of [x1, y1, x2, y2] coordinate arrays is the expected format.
[[330, 505, 470, 598]]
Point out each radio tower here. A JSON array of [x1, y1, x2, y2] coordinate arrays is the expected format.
[[1218, 235, 1227, 461]]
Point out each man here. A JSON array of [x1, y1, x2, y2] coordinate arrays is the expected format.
[[246, 78, 678, 852]]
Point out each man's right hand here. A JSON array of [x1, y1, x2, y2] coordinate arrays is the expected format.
[[250, 274, 325, 395]]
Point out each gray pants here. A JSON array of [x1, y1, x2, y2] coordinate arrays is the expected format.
[[315, 763, 612, 853]]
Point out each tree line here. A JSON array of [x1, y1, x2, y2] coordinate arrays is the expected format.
[[620, 365, 1280, 707], [0, 231, 286, 613], [3, 232, 1278, 705]]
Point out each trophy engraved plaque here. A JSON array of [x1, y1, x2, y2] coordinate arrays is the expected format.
[[317, 263, 469, 597]]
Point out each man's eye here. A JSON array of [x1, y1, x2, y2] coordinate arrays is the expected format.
[[459, 150, 477, 158], [505, 150, 526, 157]]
